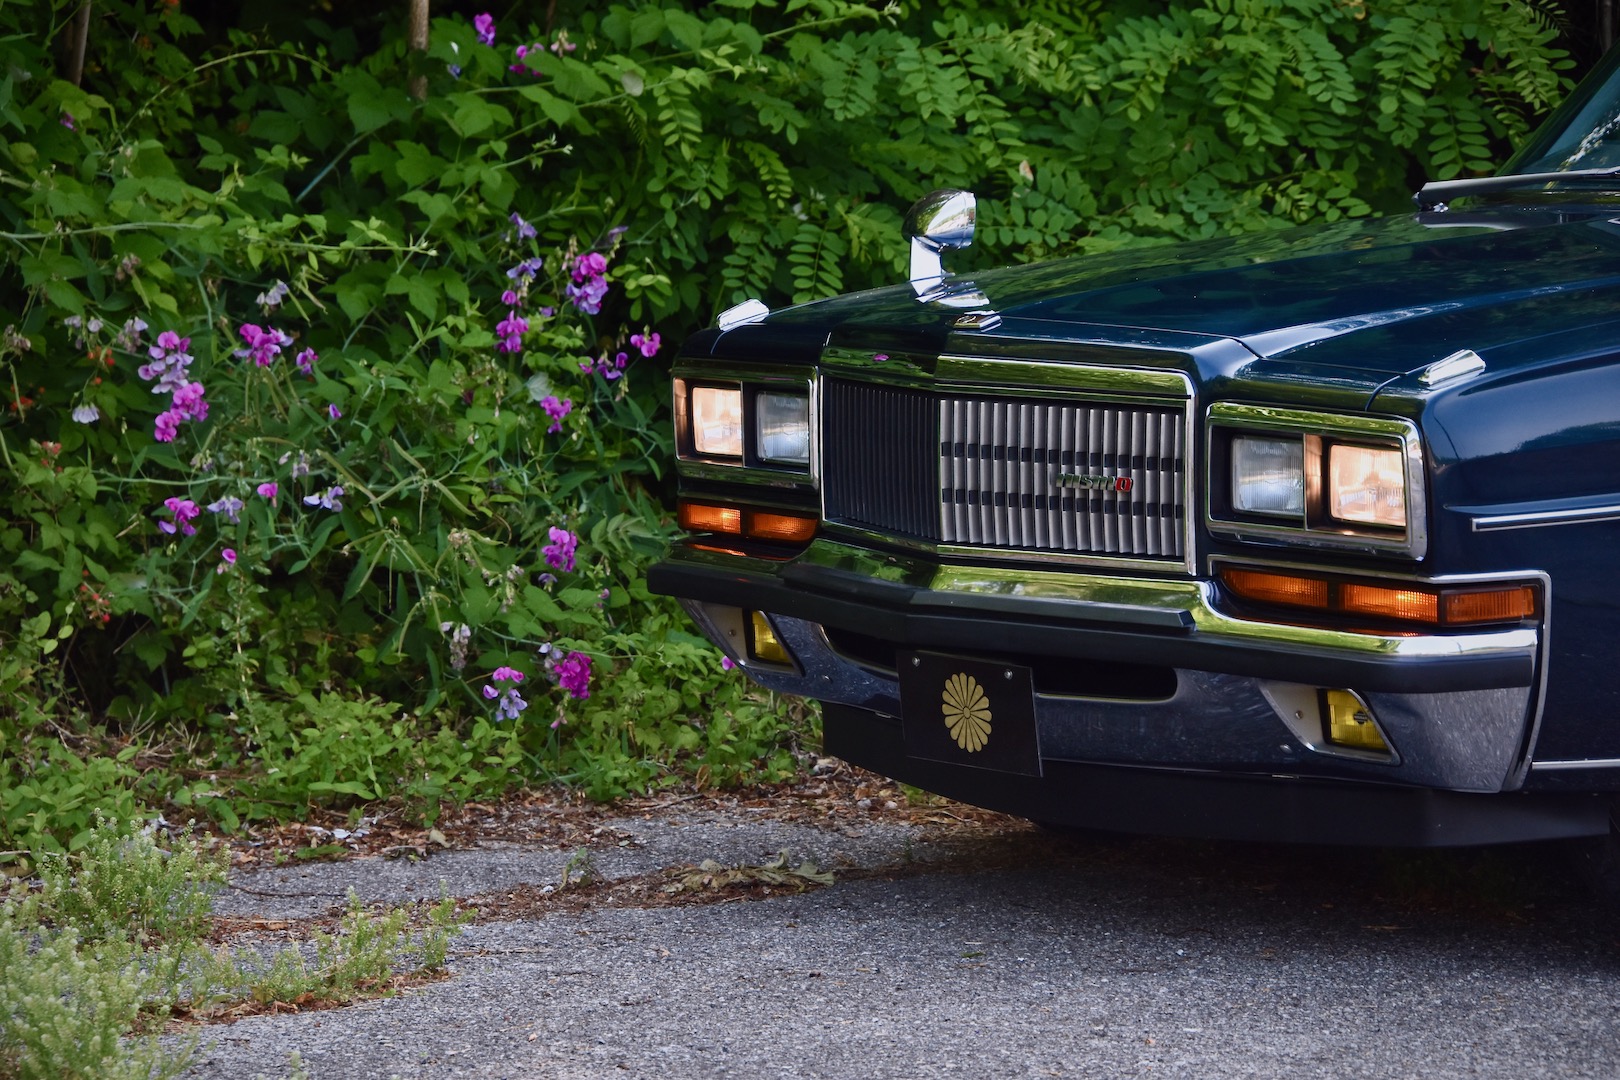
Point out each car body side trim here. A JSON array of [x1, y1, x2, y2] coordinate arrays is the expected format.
[[1530, 757, 1620, 770], [1469, 503, 1620, 531]]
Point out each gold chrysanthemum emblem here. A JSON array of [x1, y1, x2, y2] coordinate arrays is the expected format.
[[942, 672, 992, 752]]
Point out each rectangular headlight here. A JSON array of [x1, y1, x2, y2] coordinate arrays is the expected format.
[[1231, 436, 1304, 517], [755, 391, 810, 465], [691, 386, 743, 458], [1328, 444, 1406, 528]]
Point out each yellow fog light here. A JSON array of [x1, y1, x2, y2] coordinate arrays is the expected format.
[[748, 611, 790, 665], [1321, 689, 1389, 753]]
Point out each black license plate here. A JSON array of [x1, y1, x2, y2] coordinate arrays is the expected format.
[[899, 651, 1042, 776]]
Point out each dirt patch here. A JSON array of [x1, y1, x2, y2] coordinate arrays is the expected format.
[[220, 760, 1016, 870]]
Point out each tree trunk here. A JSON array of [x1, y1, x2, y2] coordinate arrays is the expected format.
[[408, 0, 430, 100], [65, 2, 91, 87]]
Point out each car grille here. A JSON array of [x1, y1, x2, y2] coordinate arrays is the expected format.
[[822, 377, 1187, 560]]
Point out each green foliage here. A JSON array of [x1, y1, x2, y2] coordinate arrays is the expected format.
[[35, 817, 225, 947], [0, 816, 463, 1079], [0, 0, 1577, 844], [212, 890, 465, 1008]]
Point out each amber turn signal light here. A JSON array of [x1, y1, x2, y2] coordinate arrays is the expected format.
[[743, 510, 818, 543], [1219, 566, 1538, 629], [678, 501, 742, 535], [678, 500, 818, 544]]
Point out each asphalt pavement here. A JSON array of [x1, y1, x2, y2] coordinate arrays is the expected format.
[[180, 797, 1620, 1079]]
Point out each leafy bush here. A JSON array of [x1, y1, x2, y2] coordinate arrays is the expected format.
[[0, 1, 1576, 847]]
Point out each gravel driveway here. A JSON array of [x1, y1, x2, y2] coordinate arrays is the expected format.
[[180, 783, 1620, 1079]]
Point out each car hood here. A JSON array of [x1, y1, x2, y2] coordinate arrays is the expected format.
[[718, 208, 1620, 380]]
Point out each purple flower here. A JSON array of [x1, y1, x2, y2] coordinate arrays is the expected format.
[[474, 12, 496, 46], [257, 482, 279, 502], [207, 495, 244, 523], [233, 323, 292, 367], [491, 665, 525, 683], [216, 548, 237, 574], [116, 317, 148, 351], [72, 404, 100, 424], [295, 348, 317, 376], [509, 212, 536, 241], [501, 289, 520, 306], [721, 656, 736, 671], [540, 395, 572, 433], [565, 252, 610, 315], [495, 310, 529, 353], [327, 403, 342, 420], [302, 485, 344, 511], [139, 333, 194, 394], [448, 63, 463, 78], [630, 332, 661, 358], [171, 381, 208, 422], [506, 257, 543, 281], [542, 526, 578, 572], [256, 281, 290, 310], [60, 112, 74, 130], [565, 275, 608, 315], [487, 686, 527, 722], [158, 497, 200, 537], [555, 651, 592, 700]]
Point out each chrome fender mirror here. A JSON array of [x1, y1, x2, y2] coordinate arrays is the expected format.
[[903, 189, 975, 286]]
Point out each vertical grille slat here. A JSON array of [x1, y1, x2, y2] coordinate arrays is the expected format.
[[822, 377, 1186, 561]]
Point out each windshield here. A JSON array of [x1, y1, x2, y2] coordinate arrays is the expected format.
[[1508, 47, 1620, 173]]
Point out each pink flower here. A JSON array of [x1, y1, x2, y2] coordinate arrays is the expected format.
[[542, 526, 578, 572], [295, 348, 317, 376], [234, 323, 292, 367], [153, 409, 181, 443], [158, 497, 200, 536], [555, 651, 592, 699], [216, 548, 237, 574], [171, 381, 208, 422], [721, 656, 736, 671], [630, 332, 661, 358], [540, 395, 572, 433], [474, 12, 495, 46], [495, 310, 529, 353], [491, 665, 524, 683], [328, 403, 342, 420], [256, 482, 278, 502]]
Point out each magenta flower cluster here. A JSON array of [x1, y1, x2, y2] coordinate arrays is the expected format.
[[566, 252, 609, 315], [474, 12, 496, 46], [234, 323, 292, 367], [496, 310, 529, 354], [580, 352, 628, 381], [554, 651, 591, 700], [540, 395, 572, 433], [158, 497, 200, 536], [543, 526, 578, 572], [484, 664, 527, 721], [140, 331, 209, 443], [494, 257, 543, 357]]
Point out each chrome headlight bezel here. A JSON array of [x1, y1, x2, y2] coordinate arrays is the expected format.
[[673, 370, 816, 481], [1207, 404, 1427, 559]]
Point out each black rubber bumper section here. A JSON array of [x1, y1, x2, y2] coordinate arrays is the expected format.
[[649, 555, 1536, 694], [824, 704, 1607, 847]]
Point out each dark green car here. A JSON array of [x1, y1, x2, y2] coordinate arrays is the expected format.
[[651, 49, 1620, 847]]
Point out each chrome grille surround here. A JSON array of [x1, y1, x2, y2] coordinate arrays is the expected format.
[[820, 353, 1195, 571]]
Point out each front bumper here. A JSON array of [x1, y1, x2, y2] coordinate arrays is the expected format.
[[651, 538, 1550, 804]]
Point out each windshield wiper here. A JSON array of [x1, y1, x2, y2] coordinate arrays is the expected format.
[[1414, 166, 1620, 211]]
